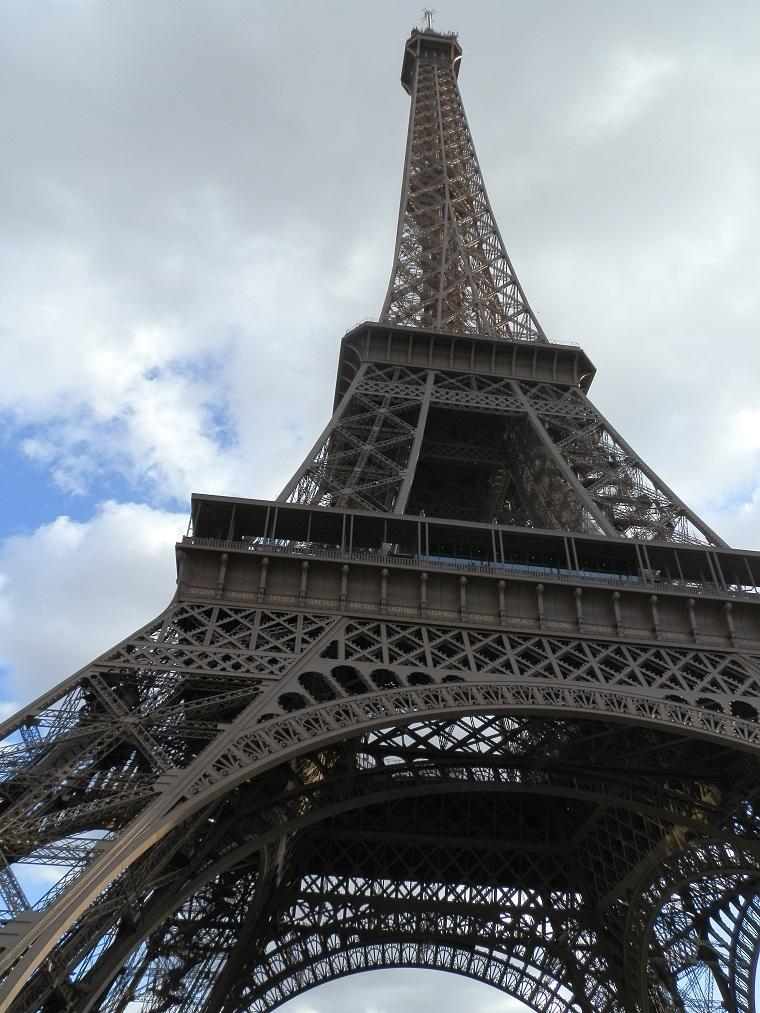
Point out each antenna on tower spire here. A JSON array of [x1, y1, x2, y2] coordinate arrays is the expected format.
[[422, 8, 435, 30]]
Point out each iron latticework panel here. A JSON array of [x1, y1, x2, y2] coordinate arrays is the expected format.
[[1, 21, 758, 1013], [1, 594, 759, 1011], [281, 354, 725, 546], [380, 31, 546, 341]]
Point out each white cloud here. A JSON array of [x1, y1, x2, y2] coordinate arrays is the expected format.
[[0, 501, 186, 706], [573, 49, 678, 134], [0, 701, 18, 723], [0, 239, 240, 502], [0, 207, 383, 507], [710, 486, 760, 551], [0, 2, 395, 509], [278, 969, 530, 1013]]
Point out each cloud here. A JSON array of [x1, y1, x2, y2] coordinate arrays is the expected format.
[[0, 210, 385, 505], [0, 501, 186, 706], [0, 0, 400, 511], [572, 49, 678, 134], [279, 969, 529, 1013], [1, 0, 758, 548], [0, 701, 17, 723]]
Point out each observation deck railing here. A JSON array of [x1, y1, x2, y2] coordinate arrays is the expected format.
[[182, 535, 760, 602]]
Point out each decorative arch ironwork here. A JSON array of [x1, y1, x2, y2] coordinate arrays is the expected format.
[[5, 696, 759, 1012]]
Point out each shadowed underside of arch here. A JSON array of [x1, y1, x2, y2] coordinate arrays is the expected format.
[[242, 941, 584, 1013], [5, 677, 759, 1013], [1, 602, 759, 1013]]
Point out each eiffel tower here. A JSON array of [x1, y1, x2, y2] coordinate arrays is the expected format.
[[1, 21, 759, 1013]]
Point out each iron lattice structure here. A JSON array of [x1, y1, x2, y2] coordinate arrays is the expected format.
[[1, 24, 759, 1013]]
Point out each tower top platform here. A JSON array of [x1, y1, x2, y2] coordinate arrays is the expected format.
[[401, 28, 462, 93]]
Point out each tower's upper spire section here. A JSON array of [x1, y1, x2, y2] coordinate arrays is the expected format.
[[380, 28, 547, 342]]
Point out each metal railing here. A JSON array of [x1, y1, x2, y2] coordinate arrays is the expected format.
[[181, 536, 759, 601]]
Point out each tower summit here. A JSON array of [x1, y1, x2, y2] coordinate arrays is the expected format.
[[1, 23, 759, 1013], [282, 26, 722, 542], [383, 26, 546, 340]]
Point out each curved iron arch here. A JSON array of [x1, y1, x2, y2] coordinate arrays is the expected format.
[[622, 838, 760, 1010], [5, 696, 760, 1004], [4, 597, 760, 1004], [12, 712, 760, 1012], [727, 892, 760, 1013], [242, 942, 588, 1013], [90, 857, 616, 1013]]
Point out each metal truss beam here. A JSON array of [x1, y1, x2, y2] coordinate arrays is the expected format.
[[280, 355, 724, 546], [1, 595, 759, 1011], [380, 31, 546, 340]]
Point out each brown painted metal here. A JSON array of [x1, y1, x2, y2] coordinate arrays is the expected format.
[[381, 31, 546, 341], [0, 23, 758, 1013]]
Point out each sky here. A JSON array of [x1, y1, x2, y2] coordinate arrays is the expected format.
[[1, 1, 759, 1009]]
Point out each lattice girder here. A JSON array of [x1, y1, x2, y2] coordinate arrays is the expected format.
[[0, 602, 339, 926], [381, 31, 546, 340], [623, 839, 760, 1011], [9, 707, 758, 1012], [280, 345, 724, 546], [714, 891, 760, 1012], [2, 594, 760, 1010], [235, 882, 618, 1013], [518, 382, 722, 545], [280, 362, 433, 512]]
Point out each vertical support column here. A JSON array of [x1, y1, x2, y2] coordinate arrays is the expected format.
[[650, 595, 661, 640], [724, 602, 737, 647], [536, 584, 545, 630], [226, 506, 237, 542], [686, 598, 699, 642], [611, 591, 623, 636], [176, 550, 186, 587], [340, 565, 349, 609], [257, 558, 270, 603], [216, 554, 229, 597], [574, 588, 585, 632], [420, 572, 428, 617], [299, 562, 310, 603]]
